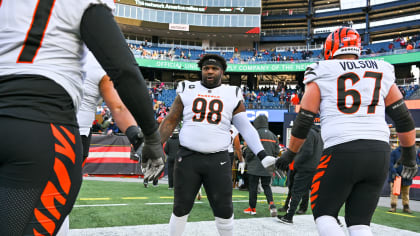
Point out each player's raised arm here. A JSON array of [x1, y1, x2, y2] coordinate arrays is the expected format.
[[80, 4, 165, 181], [385, 84, 418, 179]]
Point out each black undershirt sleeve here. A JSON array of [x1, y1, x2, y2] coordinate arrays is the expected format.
[[80, 4, 157, 136]]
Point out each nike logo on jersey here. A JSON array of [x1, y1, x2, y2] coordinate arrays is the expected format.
[[220, 161, 227, 165]]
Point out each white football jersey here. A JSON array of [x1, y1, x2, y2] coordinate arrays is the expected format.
[[0, 0, 115, 111], [227, 125, 239, 153], [178, 81, 243, 153], [304, 59, 395, 148], [77, 52, 107, 136]]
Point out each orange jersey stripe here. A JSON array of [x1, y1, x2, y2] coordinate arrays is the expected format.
[[51, 124, 75, 164], [60, 125, 75, 144], [40, 181, 66, 219], [317, 155, 331, 169], [34, 208, 56, 235], [319, 154, 329, 162], [311, 180, 321, 196], [53, 158, 71, 195], [312, 170, 325, 183]]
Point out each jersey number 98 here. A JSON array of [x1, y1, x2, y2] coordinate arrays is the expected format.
[[192, 98, 223, 124]]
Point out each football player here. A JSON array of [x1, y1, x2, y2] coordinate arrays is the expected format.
[[57, 52, 152, 235], [77, 52, 146, 163], [276, 27, 418, 236], [159, 54, 276, 236], [0, 1, 163, 235]]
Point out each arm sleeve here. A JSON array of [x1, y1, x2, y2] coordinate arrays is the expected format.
[[232, 112, 264, 155], [80, 4, 157, 136]]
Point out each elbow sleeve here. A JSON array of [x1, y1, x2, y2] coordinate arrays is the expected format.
[[386, 99, 415, 133], [291, 109, 316, 139]]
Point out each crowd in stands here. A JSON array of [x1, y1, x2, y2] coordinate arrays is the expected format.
[[242, 84, 303, 110], [128, 34, 420, 64], [96, 32, 420, 132], [90, 81, 419, 135], [399, 84, 420, 100]]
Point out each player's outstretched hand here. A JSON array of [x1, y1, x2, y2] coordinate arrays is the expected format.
[[142, 157, 165, 182], [275, 150, 296, 170], [401, 164, 418, 179], [141, 130, 165, 182], [398, 145, 419, 180], [261, 155, 277, 168]]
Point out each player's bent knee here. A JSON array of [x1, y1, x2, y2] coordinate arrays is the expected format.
[[213, 205, 233, 219], [173, 206, 191, 217]]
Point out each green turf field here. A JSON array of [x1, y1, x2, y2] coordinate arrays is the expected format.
[[70, 180, 420, 232]]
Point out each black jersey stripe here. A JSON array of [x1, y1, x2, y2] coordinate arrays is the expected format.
[[17, 0, 56, 63]]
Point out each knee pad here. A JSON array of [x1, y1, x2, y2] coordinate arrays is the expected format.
[[348, 225, 372, 236], [315, 215, 345, 236], [215, 215, 234, 236]]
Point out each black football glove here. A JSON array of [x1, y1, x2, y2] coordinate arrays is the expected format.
[[397, 145, 419, 179], [275, 150, 296, 171], [141, 158, 165, 182], [141, 130, 165, 182]]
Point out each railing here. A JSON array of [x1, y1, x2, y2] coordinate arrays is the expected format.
[[261, 29, 307, 37], [262, 8, 307, 16], [205, 47, 235, 52], [275, 45, 323, 52]]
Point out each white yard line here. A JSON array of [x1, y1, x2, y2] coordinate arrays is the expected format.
[[69, 215, 420, 236], [74, 204, 128, 208]]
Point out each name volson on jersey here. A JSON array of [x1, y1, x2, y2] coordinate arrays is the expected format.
[[339, 60, 378, 71]]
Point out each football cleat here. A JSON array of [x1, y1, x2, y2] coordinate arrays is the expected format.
[[243, 207, 256, 215]]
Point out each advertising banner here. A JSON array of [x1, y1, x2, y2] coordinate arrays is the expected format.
[[136, 51, 420, 72]]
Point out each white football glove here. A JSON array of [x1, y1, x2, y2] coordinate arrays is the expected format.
[[238, 161, 245, 174], [261, 155, 277, 168]]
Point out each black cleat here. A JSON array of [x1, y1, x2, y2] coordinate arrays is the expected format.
[[277, 214, 293, 224]]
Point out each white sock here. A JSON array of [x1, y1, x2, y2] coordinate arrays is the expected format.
[[169, 213, 189, 236], [56, 215, 69, 236], [215, 215, 234, 236], [315, 215, 345, 236], [348, 225, 372, 236]]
